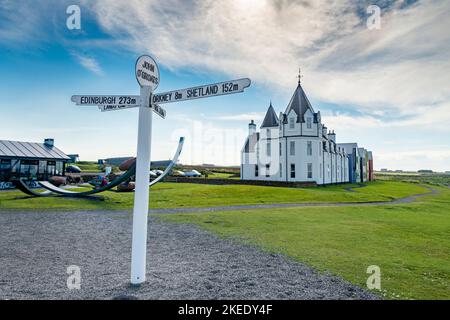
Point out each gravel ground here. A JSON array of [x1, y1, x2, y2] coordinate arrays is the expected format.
[[0, 210, 379, 300]]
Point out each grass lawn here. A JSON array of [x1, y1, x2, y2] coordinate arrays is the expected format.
[[0, 178, 447, 299], [0, 181, 429, 211], [376, 172, 450, 187], [73, 161, 102, 172], [160, 186, 450, 300], [205, 172, 235, 179]]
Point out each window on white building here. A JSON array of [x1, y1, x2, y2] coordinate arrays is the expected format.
[[307, 117, 312, 129], [290, 141, 295, 156], [319, 142, 322, 156], [279, 163, 282, 177], [265, 164, 270, 177], [307, 163, 313, 179], [290, 164, 295, 178], [255, 165, 259, 177], [279, 143, 282, 156], [289, 117, 295, 129], [307, 141, 312, 156], [266, 128, 270, 138], [320, 163, 323, 178], [266, 142, 271, 157]]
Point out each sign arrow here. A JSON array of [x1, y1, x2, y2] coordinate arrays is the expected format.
[[98, 103, 166, 119], [150, 103, 166, 119], [98, 105, 139, 112], [151, 78, 251, 105], [72, 95, 141, 106]]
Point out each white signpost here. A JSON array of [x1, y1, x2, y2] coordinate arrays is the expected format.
[[131, 55, 159, 285], [71, 54, 251, 285]]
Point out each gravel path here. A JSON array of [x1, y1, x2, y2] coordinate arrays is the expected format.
[[344, 184, 367, 192], [0, 210, 378, 300]]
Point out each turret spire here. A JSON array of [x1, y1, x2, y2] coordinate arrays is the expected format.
[[297, 67, 303, 85]]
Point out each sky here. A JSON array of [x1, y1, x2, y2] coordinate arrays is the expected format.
[[0, 0, 449, 171]]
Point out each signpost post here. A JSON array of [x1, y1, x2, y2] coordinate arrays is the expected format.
[[131, 55, 159, 285], [70, 54, 251, 285]]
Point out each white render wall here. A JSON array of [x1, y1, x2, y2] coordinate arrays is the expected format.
[[241, 131, 350, 185], [241, 111, 354, 185]]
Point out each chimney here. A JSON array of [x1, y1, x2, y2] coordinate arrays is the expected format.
[[322, 126, 327, 137], [44, 138, 54, 148], [327, 130, 336, 143], [249, 120, 256, 136]]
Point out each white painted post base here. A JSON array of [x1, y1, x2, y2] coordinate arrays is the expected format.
[[130, 86, 153, 284]]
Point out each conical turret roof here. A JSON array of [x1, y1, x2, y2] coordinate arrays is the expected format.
[[284, 83, 314, 122], [260, 103, 279, 128]]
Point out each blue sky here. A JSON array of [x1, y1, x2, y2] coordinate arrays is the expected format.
[[1, 0, 449, 171]]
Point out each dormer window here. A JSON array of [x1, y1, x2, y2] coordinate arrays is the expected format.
[[289, 117, 295, 129], [306, 117, 312, 129]]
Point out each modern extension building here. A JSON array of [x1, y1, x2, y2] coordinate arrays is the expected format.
[[337, 143, 361, 183], [0, 138, 70, 189], [241, 78, 373, 185]]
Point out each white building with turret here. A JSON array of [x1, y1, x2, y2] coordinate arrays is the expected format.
[[241, 78, 371, 185]]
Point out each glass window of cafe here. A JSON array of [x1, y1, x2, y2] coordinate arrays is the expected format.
[[0, 159, 65, 181]]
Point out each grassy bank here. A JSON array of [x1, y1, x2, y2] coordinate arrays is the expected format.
[[0, 181, 429, 211], [72, 161, 103, 172], [161, 186, 450, 300]]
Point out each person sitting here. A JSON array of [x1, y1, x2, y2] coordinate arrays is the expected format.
[[100, 176, 108, 187]]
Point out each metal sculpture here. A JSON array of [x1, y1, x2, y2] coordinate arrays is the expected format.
[[12, 137, 184, 197]]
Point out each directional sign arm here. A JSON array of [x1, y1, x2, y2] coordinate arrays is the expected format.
[[150, 103, 166, 119], [71, 95, 141, 106], [151, 78, 251, 105], [99, 105, 139, 112], [98, 102, 166, 119]]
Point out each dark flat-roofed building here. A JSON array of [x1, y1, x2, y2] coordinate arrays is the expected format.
[[0, 138, 70, 189]]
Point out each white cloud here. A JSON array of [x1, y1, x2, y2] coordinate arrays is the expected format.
[[0, 1, 48, 45], [3, 0, 450, 170], [74, 54, 103, 75], [80, 0, 450, 171], [85, 0, 450, 117], [321, 101, 450, 133]]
